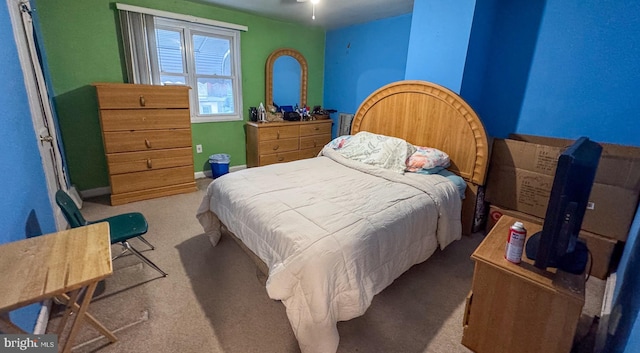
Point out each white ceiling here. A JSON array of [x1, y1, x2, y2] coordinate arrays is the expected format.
[[188, 0, 414, 30]]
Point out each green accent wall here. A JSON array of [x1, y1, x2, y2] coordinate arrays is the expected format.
[[33, 0, 325, 190]]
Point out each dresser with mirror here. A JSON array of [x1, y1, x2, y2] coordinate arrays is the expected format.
[[246, 48, 332, 167]]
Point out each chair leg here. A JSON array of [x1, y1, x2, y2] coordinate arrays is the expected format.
[[137, 235, 155, 250], [112, 247, 129, 261], [121, 241, 167, 277]]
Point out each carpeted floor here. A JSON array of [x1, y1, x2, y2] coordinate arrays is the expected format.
[[47, 177, 604, 353]]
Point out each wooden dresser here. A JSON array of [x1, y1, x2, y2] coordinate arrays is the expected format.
[[94, 83, 196, 205], [246, 120, 332, 167], [462, 216, 585, 353]]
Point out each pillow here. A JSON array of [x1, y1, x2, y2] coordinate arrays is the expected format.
[[326, 135, 352, 150], [405, 146, 450, 172], [334, 132, 416, 174], [413, 166, 445, 175]]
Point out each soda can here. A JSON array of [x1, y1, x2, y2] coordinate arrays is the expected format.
[[505, 221, 527, 264]]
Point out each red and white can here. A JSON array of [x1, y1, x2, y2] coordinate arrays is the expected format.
[[505, 221, 527, 264]]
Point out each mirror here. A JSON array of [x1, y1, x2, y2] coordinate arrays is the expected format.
[[266, 48, 308, 108], [273, 56, 300, 106]]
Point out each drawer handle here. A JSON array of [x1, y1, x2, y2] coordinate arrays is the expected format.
[[314, 127, 319, 131], [273, 145, 279, 151], [145, 139, 151, 148], [139, 95, 146, 106], [313, 141, 317, 147], [277, 130, 280, 139], [147, 158, 152, 169], [277, 156, 284, 161]]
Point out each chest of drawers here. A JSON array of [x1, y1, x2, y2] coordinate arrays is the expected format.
[[94, 83, 196, 205], [246, 120, 333, 167]]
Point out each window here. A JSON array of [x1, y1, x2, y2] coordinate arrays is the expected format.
[[117, 4, 245, 122], [151, 18, 242, 122]]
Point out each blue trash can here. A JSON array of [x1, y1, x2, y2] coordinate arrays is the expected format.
[[209, 153, 230, 178]]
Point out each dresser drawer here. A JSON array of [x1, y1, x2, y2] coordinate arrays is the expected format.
[[299, 147, 322, 160], [300, 122, 331, 136], [300, 134, 332, 150], [100, 109, 190, 131], [103, 129, 192, 153], [259, 138, 299, 154], [95, 84, 190, 109], [110, 165, 194, 194], [106, 148, 193, 174], [258, 125, 299, 141], [260, 151, 299, 165]]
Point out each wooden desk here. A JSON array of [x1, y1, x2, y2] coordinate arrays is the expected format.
[[0, 222, 117, 353], [461, 216, 585, 353]]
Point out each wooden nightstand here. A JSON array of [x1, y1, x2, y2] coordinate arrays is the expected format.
[[462, 215, 585, 353], [245, 120, 332, 167]]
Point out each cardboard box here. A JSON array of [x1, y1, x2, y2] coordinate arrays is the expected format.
[[509, 134, 640, 190], [486, 205, 617, 280], [485, 137, 640, 241], [486, 204, 543, 232]]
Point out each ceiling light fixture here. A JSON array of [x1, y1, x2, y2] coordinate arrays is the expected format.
[[311, 0, 319, 20], [297, 0, 320, 20]]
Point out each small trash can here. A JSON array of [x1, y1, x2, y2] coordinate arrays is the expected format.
[[209, 153, 230, 178]]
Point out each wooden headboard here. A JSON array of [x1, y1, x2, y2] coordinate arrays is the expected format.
[[351, 80, 489, 186]]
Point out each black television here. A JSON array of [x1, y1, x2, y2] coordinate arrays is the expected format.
[[524, 137, 603, 274]]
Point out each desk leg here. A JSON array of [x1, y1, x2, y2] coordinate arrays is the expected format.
[[56, 289, 81, 338], [61, 282, 98, 353], [56, 293, 117, 343]]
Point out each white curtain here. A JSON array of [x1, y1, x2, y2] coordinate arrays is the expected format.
[[118, 10, 156, 84]]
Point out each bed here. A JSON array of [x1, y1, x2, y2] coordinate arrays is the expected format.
[[196, 80, 489, 353]]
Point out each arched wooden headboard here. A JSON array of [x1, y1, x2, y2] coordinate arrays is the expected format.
[[351, 80, 489, 186]]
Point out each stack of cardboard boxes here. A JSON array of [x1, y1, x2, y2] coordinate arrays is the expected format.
[[484, 134, 640, 279]]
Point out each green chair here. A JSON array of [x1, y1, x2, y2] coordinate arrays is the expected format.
[[55, 190, 167, 277]]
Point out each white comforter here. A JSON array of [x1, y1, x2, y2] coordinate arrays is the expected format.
[[196, 147, 462, 353]]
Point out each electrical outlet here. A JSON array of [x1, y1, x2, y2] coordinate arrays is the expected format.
[[196, 144, 203, 153]]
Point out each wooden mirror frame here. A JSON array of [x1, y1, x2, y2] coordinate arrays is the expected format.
[[265, 48, 308, 107]]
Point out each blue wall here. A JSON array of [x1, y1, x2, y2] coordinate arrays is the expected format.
[[518, 0, 640, 146], [461, 0, 546, 138], [324, 14, 412, 137], [0, 1, 56, 331], [459, 0, 497, 116], [405, 0, 476, 93]]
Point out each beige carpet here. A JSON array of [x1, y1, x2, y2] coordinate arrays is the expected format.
[[47, 178, 604, 353]]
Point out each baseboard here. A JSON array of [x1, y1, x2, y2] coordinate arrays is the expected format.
[[229, 164, 247, 172], [67, 185, 83, 209], [195, 171, 208, 179], [594, 272, 617, 353], [197, 164, 247, 179], [79, 186, 111, 199], [33, 300, 51, 334], [80, 165, 248, 197]]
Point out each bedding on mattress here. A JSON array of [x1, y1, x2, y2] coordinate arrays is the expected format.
[[196, 146, 462, 353]]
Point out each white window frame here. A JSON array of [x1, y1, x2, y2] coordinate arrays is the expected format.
[[150, 17, 243, 123]]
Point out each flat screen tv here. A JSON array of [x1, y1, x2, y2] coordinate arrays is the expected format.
[[524, 137, 602, 274]]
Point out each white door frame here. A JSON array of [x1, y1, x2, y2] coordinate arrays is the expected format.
[[7, 0, 70, 231]]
